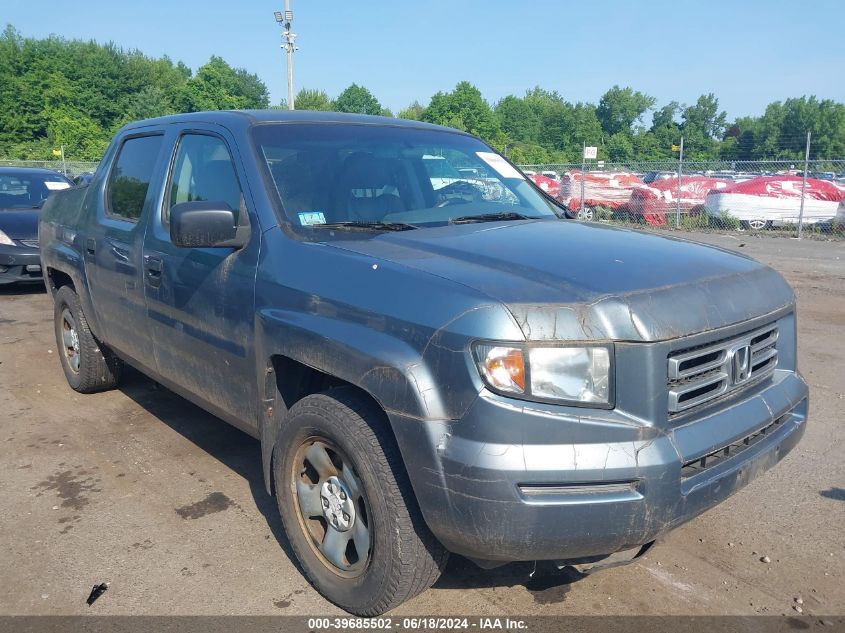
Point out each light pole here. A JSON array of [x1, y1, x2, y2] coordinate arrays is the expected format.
[[274, 1, 297, 110]]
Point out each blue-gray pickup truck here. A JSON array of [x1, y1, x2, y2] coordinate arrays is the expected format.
[[39, 111, 808, 615]]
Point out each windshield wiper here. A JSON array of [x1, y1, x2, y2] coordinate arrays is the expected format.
[[449, 211, 538, 224], [310, 221, 418, 232]]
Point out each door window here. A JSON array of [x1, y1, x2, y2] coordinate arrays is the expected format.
[[107, 135, 164, 221], [165, 134, 243, 223]]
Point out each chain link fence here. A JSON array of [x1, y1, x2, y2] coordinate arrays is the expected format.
[[519, 159, 845, 238], [0, 159, 100, 179]]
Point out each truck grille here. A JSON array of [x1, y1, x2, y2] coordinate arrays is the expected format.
[[680, 413, 788, 479], [667, 323, 778, 415]]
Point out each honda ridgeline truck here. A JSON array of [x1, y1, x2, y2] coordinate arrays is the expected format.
[[39, 111, 808, 615]]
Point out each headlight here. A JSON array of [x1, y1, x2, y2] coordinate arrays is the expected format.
[[474, 344, 526, 394], [0, 229, 14, 246], [473, 343, 613, 407]]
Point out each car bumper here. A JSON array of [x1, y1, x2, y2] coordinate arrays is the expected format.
[[0, 244, 42, 284], [392, 370, 808, 563]]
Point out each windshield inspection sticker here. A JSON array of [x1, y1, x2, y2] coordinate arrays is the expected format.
[[45, 181, 71, 190], [476, 152, 524, 180], [298, 211, 326, 226]]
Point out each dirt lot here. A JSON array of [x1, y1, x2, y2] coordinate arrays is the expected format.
[[0, 231, 843, 617]]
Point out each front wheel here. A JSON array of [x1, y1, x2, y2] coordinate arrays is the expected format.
[[273, 388, 448, 615]]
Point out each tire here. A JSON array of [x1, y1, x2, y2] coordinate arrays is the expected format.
[[273, 387, 448, 615], [53, 285, 123, 393], [577, 207, 594, 221]]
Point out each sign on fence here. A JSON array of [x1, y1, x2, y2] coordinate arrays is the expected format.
[[583, 146, 597, 160]]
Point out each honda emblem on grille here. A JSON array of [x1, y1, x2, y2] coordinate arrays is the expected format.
[[730, 345, 752, 385]]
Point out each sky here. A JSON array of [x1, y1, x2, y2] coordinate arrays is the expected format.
[[3, 0, 843, 120]]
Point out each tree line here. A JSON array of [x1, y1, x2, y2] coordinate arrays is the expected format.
[[2, 26, 844, 163]]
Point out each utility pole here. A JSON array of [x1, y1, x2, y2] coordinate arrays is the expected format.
[[797, 131, 811, 239], [275, 1, 297, 110]]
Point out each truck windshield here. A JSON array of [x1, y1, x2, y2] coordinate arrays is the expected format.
[[252, 123, 560, 230]]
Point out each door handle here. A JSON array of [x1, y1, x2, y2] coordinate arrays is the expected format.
[[85, 237, 96, 255], [144, 256, 163, 287]]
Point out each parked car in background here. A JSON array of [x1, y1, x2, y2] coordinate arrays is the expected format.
[[0, 167, 72, 285], [560, 170, 643, 220], [704, 176, 845, 229], [540, 170, 560, 182], [41, 111, 808, 615], [628, 177, 730, 226], [528, 172, 561, 199], [642, 170, 675, 184]]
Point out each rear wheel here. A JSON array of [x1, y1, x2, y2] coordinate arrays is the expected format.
[[273, 388, 448, 615], [53, 285, 122, 393]]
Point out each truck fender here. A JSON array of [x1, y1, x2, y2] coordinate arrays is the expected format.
[[255, 307, 447, 494]]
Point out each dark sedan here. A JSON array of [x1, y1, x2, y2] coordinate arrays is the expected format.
[[0, 167, 73, 285]]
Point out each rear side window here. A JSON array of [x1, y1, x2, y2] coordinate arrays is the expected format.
[[164, 134, 243, 223], [107, 135, 164, 221]]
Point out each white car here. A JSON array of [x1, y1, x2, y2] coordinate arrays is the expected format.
[[704, 176, 845, 230]]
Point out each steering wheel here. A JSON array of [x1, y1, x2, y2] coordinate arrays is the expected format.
[[435, 181, 483, 207]]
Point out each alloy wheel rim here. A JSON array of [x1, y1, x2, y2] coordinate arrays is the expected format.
[[292, 437, 372, 577], [60, 308, 80, 373]]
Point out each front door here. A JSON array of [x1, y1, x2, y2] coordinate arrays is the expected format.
[[142, 129, 260, 428]]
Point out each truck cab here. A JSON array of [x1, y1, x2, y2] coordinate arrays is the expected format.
[[39, 111, 808, 616]]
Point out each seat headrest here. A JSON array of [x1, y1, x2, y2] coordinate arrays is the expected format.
[[337, 152, 398, 191]]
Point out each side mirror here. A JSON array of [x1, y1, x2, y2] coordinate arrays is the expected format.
[[169, 201, 248, 249]]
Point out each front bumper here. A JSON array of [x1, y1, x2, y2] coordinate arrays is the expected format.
[[0, 244, 42, 284], [393, 370, 808, 562]]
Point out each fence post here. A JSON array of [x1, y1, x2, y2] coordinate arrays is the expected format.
[[797, 131, 810, 239], [675, 136, 684, 228], [580, 141, 586, 218]]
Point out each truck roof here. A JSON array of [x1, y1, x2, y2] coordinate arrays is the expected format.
[[122, 109, 463, 135]]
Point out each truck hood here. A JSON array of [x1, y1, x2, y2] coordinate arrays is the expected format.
[[325, 219, 794, 342], [0, 209, 39, 240]]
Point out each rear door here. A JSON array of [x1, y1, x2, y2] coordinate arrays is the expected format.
[[86, 132, 166, 372], [142, 126, 261, 428]]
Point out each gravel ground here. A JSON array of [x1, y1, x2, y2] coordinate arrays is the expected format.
[[0, 231, 842, 617]]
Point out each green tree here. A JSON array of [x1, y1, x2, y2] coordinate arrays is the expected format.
[[681, 94, 727, 159], [605, 132, 634, 161], [175, 56, 268, 112], [334, 83, 383, 115], [495, 95, 539, 144], [0, 28, 269, 159], [294, 88, 334, 111], [596, 85, 656, 136], [422, 81, 502, 144], [46, 106, 110, 160], [122, 86, 175, 123], [397, 100, 426, 120], [649, 102, 681, 157]]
